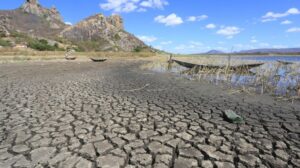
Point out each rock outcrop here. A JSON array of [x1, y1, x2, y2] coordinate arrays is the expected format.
[[61, 14, 146, 51], [0, 15, 10, 37], [21, 0, 63, 23], [0, 0, 67, 38]]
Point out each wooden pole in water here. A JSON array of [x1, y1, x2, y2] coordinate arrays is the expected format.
[[167, 54, 173, 70], [168, 54, 173, 63]]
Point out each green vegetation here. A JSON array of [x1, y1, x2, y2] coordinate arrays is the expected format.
[[75, 39, 112, 52], [114, 34, 121, 41], [0, 39, 12, 47], [9, 31, 64, 51], [133, 46, 144, 52], [66, 46, 85, 52], [28, 39, 62, 51]]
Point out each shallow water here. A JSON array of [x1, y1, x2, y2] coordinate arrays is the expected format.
[[240, 56, 300, 62]]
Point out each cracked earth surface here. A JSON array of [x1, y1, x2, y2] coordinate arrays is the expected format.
[[0, 60, 299, 168]]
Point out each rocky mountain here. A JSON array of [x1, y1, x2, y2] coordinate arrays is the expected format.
[[0, 0, 67, 38], [0, 0, 147, 51], [61, 14, 146, 51]]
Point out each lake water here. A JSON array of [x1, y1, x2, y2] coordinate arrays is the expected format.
[[240, 56, 300, 62]]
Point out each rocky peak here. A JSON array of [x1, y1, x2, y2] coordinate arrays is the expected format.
[[26, 0, 39, 5], [107, 15, 124, 30], [61, 13, 145, 51], [20, 0, 63, 22]]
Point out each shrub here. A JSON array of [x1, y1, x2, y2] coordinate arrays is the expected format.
[[114, 34, 121, 41], [0, 39, 12, 47], [28, 39, 63, 51], [73, 46, 85, 52], [133, 46, 143, 52]]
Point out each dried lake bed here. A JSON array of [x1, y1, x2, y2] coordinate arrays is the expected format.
[[0, 59, 299, 167]]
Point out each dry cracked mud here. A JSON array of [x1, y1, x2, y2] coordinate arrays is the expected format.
[[0, 60, 299, 168]]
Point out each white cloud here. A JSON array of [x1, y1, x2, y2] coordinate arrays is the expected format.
[[137, 8, 147, 12], [160, 41, 173, 45], [140, 0, 168, 9], [250, 36, 258, 43], [100, 0, 168, 13], [187, 15, 208, 22], [281, 20, 292, 25], [216, 26, 241, 38], [206, 23, 216, 29], [259, 43, 270, 47], [286, 27, 300, 33], [189, 41, 203, 46], [65, 22, 73, 25], [155, 13, 183, 26], [137, 35, 157, 43], [175, 41, 203, 50], [251, 39, 258, 43], [233, 44, 256, 50], [262, 8, 300, 22], [272, 45, 287, 48]]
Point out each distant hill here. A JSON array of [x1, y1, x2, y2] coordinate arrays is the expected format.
[[205, 50, 225, 54], [0, 0, 147, 52]]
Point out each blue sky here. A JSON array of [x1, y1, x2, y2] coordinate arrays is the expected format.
[[1, 0, 300, 54]]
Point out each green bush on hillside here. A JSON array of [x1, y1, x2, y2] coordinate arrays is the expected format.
[[28, 39, 63, 51], [134, 46, 144, 52], [0, 39, 12, 47]]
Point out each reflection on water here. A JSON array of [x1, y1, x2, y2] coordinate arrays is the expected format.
[[240, 56, 300, 62], [143, 56, 300, 100]]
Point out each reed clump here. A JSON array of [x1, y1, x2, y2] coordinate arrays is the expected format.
[[147, 55, 300, 101]]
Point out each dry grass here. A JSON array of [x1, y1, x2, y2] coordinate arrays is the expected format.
[[171, 55, 262, 66], [0, 48, 159, 63]]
